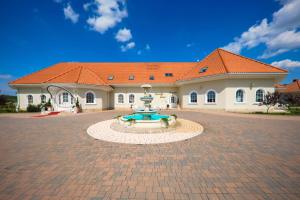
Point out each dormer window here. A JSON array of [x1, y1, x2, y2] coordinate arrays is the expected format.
[[129, 75, 135, 80], [149, 75, 155, 80], [107, 75, 114, 80], [199, 67, 208, 73], [165, 73, 173, 77]]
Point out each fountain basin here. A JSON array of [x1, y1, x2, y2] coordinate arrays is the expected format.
[[119, 113, 176, 128]]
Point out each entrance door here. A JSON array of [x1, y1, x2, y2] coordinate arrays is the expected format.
[[170, 95, 177, 108], [56, 91, 73, 111]]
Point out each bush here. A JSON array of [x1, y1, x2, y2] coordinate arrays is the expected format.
[[288, 107, 300, 115], [0, 103, 16, 113], [26, 104, 41, 112]]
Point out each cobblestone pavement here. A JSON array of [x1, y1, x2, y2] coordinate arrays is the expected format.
[[0, 110, 299, 200]]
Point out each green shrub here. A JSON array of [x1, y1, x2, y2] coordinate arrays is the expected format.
[[288, 107, 300, 115], [161, 118, 169, 128], [171, 114, 177, 119], [27, 104, 41, 112]]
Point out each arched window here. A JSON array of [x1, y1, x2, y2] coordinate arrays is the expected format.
[[86, 92, 95, 104], [62, 92, 68, 102], [28, 95, 33, 104], [118, 94, 124, 104], [41, 95, 46, 103], [171, 96, 176, 104], [206, 90, 216, 103], [236, 89, 244, 103], [256, 89, 264, 102], [189, 91, 197, 103], [129, 94, 135, 103]]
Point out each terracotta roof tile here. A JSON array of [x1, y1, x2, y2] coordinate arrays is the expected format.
[[9, 48, 288, 86]]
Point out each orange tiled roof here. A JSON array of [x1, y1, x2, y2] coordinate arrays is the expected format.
[[276, 80, 300, 93], [10, 48, 287, 86]]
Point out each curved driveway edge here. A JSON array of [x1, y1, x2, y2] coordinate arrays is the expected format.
[[87, 119, 204, 144]]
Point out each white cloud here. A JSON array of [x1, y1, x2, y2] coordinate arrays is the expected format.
[[121, 42, 135, 52], [271, 59, 300, 68], [145, 44, 151, 50], [63, 3, 79, 24], [115, 28, 132, 42], [83, 2, 92, 11], [186, 43, 194, 48], [137, 50, 142, 55], [0, 74, 12, 79], [223, 0, 300, 58], [86, 0, 128, 34]]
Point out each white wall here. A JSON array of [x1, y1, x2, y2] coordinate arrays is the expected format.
[[76, 88, 109, 111], [179, 80, 226, 110], [224, 79, 275, 112], [179, 78, 276, 112], [112, 87, 178, 110], [18, 87, 50, 110]]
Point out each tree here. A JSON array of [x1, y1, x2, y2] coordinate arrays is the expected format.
[[262, 91, 281, 113]]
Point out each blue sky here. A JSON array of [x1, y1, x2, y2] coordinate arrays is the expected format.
[[0, 0, 299, 95]]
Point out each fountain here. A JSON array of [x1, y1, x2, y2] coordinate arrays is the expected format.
[[119, 84, 176, 128]]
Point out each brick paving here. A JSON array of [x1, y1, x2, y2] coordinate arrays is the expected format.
[[0, 110, 300, 200]]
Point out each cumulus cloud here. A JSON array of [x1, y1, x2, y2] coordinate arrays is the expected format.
[[86, 0, 128, 34], [63, 3, 79, 24], [223, 0, 300, 58], [271, 59, 300, 68], [0, 74, 12, 79], [121, 42, 135, 52], [115, 28, 132, 42]]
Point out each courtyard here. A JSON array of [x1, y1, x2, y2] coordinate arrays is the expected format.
[[0, 110, 300, 200]]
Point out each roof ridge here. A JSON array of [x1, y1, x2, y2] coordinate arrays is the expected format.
[[75, 66, 84, 84], [83, 67, 108, 85], [218, 48, 288, 73], [216, 49, 229, 73], [44, 66, 81, 83]]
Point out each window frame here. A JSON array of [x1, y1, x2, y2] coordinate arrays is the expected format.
[[27, 95, 33, 105], [107, 75, 114, 80], [128, 94, 135, 104], [40, 94, 46, 104], [128, 75, 135, 80], [62, 92, 69, 103], [255, 89, 265, 103], [85, 91, 96, 104], [205, 90, 217, 104], [235, 89, 246, 103], [189, 90, 198, 104], [117, 93, 125, 104], [149, 75, 155, 80]]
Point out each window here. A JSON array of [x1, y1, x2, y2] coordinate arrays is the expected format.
[[171, 96, 176, 104], [129, 94, 135, 103], [206, 90, 216, 103], [190, 91, 197, 103], [129, 75, 135, 80], [118, 94, 124, 104], [63, 92, 68, 103], [165, 73, 173, 77], [107, 75, 114, 80], [41, 95, 46, 103], [199, 67, 208, 73], [236, 89, 244, 103], [28, 95, 33, 104], [149, 75, 155, 80], [86, 92, 95, 104], [256, 89, 264, 103]]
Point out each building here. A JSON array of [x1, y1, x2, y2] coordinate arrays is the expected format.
[[275, 79, 300, 95], [9, 48, 288, 112]]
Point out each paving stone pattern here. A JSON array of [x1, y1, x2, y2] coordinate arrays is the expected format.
[[0, 110, 300, 199]]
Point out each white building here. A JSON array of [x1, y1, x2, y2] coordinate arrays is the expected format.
[[9, 49, 287, 112]]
